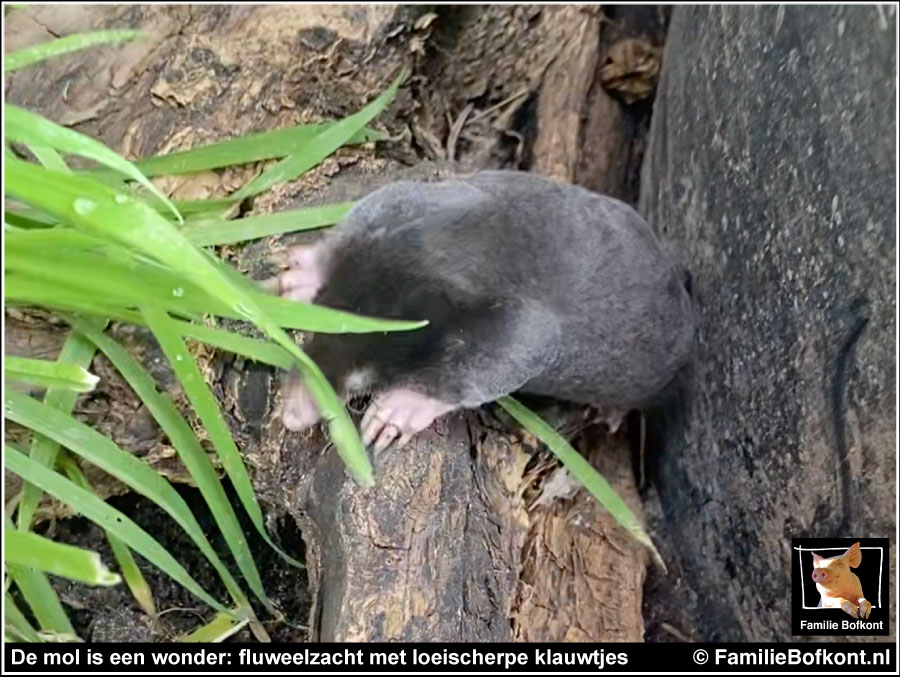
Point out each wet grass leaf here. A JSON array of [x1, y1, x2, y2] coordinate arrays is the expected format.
[[497, 396, 666, 571], [4, 29, 142, 72]]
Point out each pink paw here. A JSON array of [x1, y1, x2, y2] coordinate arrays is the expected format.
[[360, 388, 455, 452], [277, 244, 325, 302], [282, 375, 321, 432]]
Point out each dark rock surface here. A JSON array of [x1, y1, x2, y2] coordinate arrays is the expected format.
[[639, 5, 896, 641]]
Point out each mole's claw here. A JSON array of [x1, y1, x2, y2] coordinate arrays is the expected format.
[[362, 406, 391, 447], [259, 276, 282, 295], [361, 405, 376, 434], [374, 425, 399, 454], [362, 418, 382, 447], [359, 387, 455, 450]]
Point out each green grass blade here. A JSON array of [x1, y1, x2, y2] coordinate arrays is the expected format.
[[5, 234, 222, 321], [4, 30, 142, 72], [4, 446, 230, 613], [184, 201, 354, 246], [256, 297, 427, 333], [142, 304, 303, 568], [4, 355, 98, 393], [4, 392, 247, 609], [5, 531, 121, 586], [151, 196, 236, 219], [4, 593, 43, 643], [6, 150, 374, 485], [5, 564, 75, 637], [4, 516, 75, 636], [201, 246, 426, 334], [179, 610, 248, 642], [7, 260, 421, 338], [235, 286, 428, 334], [178, 613, 248, 643], [68, 314, 276, 605], [232, 71, 405, 200], [172, 321, 293, 369], [4, 180, 427, 333], [8, 264, 425, 334], [85, 124, 383, 180], [216, 247, 426, 330], [18, 328, 102, 531], [58, 455, 156, 617], [5, 273, 145, 324], [105, 535, 155, 615], [497, 396, 666, 571], [27, 145, 70, 173], [4, 105, 181, 222], [4, 209, 59, 229]]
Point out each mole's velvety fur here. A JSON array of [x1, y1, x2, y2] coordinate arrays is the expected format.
[[276, 170, 694, 451]]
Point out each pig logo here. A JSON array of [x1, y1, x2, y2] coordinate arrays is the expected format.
[[792, 537, 889, 636], [810, 542, 871, 619]]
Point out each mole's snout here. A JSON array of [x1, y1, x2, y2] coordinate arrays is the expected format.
[[811, 568, 828, 585]]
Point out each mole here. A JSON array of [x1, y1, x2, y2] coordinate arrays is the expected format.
[[274, 170, 694, 452]]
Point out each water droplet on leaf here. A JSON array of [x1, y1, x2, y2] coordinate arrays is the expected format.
[[73, 198, 95, 215]]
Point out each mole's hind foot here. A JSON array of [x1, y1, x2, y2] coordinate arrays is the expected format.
[[361, 388, 455, 453]]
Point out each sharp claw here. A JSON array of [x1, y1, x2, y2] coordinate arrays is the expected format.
[[361, 398, 379, 422], [361, 406, 375, 433], [374, 425, 399, 454], [259, 276, 282, 295], [283, 287, 318, 302], [362, 416, 383, 447]]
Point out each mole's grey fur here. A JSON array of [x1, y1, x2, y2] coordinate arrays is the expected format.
[[280, 170, 694, 446]]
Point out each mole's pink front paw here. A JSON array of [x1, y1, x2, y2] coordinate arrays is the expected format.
[[360, 388, 455, 452], [278, 244, 324, 302], [282, 375, 321, 432]]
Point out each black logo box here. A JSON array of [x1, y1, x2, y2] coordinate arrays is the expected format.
[[792, 537, 890, 636]]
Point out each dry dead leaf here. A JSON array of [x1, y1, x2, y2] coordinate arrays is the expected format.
[[599, 38, 662, 105]]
